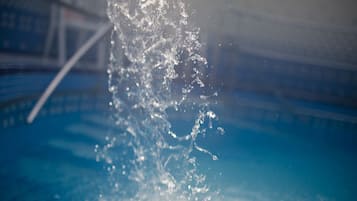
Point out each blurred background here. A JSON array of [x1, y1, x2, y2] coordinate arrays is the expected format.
[[0, 0, 357, 200], [1, 0, 357, 128], [1, 0, 109, 127]]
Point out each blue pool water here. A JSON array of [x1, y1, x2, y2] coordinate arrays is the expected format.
[[1, 82, 356, 200], [2, 1, 357, 200]]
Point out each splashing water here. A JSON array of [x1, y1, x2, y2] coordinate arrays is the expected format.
[[97, 0, 223, 200]]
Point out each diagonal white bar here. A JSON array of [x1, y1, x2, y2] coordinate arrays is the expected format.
[[27, 23, 113, 124]]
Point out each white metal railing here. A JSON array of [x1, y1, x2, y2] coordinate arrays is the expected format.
[[27, 22, 112, 123]]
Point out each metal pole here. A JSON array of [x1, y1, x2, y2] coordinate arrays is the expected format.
[[43, 4, 57, 59], [27, 22, 113, 124]]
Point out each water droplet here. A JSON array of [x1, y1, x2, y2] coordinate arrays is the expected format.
[[109, 86, 117, 92], [206, 111, 216, 119], [217, 127, 225, 135], [212, 155, 218, 161]]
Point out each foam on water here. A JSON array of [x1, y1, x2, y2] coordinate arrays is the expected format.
[[97, 0, 222, 200]]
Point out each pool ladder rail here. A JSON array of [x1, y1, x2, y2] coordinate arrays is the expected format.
[[27, 23, 113, 124]]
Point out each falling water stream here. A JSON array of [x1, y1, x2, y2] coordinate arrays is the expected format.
[[96, 1, 223, 200]]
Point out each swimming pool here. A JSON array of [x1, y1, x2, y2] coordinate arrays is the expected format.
[[1, 68, 357, 200], [1, 0, 357, 200]]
